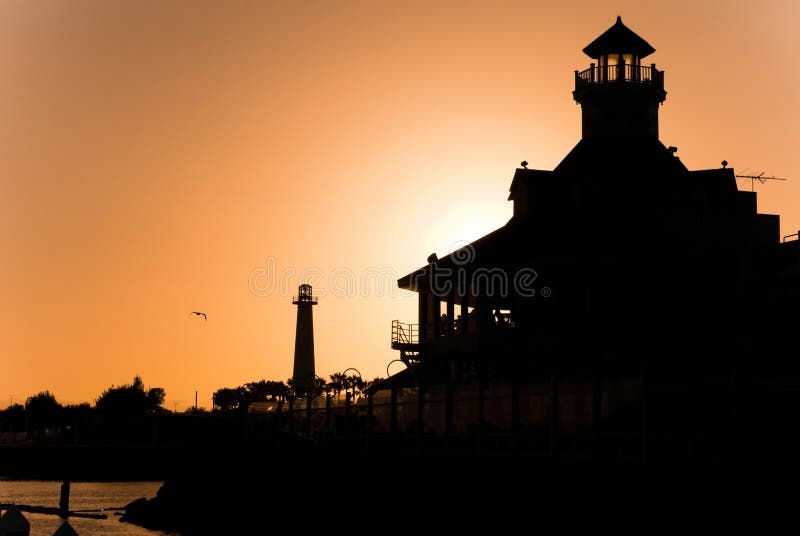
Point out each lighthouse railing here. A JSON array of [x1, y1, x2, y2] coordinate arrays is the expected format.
[[575, 64, 662, 91]]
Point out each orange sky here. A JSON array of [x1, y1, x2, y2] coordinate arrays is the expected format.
[[2, 1, 799, 411]]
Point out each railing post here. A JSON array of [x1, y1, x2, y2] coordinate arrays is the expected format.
[[589, 62, 595, 83]]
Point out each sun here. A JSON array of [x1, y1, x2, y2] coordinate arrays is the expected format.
[[422, 202, 511, 258]]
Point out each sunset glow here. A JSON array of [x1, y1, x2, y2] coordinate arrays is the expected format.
[[3, 1, 799, 411]]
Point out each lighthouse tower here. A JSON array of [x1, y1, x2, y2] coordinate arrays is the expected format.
[[291, 284, 318, 395], [572, 16, 666, 139]]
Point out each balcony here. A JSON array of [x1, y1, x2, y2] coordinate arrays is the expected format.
[[391, 320, 419, 350], [574, 63, 664, 93]]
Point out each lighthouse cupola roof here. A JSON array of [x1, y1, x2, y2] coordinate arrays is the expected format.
[[582, 16, 656, 59]]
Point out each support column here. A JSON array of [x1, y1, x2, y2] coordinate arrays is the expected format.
[[418, 289, 429, 341], [446, 290, 455, 336], [460, 295, 469, 335], [431, 292, 441, 338], [475, 294, 489, 335]]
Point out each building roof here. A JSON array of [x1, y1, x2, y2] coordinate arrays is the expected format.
[[582, 16, 656, 59]]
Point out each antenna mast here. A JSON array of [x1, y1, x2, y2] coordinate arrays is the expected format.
[[735, 172, 787, 192]]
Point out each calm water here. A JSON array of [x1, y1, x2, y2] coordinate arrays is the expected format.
[[0, 480, 173, 536]]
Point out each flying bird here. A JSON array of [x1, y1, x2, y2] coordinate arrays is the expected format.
[[190, 311, 207, 321]]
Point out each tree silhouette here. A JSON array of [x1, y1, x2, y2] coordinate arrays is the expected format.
[[328, 372, 346, 399], [95, 376, 166, 420], [212, 387, 241, 413], [0, 403, 25, 433], [25, 391, 62, 437]]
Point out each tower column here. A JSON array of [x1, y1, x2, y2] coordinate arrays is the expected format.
[[292, 284, 318, 395]]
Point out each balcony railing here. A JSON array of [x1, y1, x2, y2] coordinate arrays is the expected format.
[[391, 320, 418, 349], [575, 63, 664, 92]]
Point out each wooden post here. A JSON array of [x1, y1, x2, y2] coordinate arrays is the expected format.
[[460, 295, 469, 335], [59, 480, 70, 518]]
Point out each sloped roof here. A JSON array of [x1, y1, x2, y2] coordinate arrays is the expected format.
[[583, 16, 656, 59]]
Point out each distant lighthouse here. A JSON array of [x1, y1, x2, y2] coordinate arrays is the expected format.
[[291, 284, 318, 395]]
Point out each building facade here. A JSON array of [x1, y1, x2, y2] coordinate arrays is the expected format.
[[368, 17, 800, 459]]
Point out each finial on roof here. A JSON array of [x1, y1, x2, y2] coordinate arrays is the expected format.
[[616, 15, 622, 23]]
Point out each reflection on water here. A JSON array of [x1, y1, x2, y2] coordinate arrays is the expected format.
[[0, 480, 171, 536]]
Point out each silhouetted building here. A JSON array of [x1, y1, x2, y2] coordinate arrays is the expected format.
[[291, 284, 318, 395], [371, 17, 800, 459]]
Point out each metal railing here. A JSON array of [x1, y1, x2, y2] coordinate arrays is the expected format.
[[575, 63, 663, 91], [391, 320, 418, 348]]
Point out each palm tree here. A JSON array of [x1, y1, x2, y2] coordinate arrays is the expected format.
[[328, 373, 346, 399], [212, 388, 239, 413]]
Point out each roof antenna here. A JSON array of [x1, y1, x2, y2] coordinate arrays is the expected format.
[[735, 171, 788, 192]]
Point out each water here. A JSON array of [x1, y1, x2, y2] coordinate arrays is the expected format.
[[0, 480, 172, 536]]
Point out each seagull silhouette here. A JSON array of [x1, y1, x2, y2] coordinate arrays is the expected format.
[[190, 311, 207, 321]]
